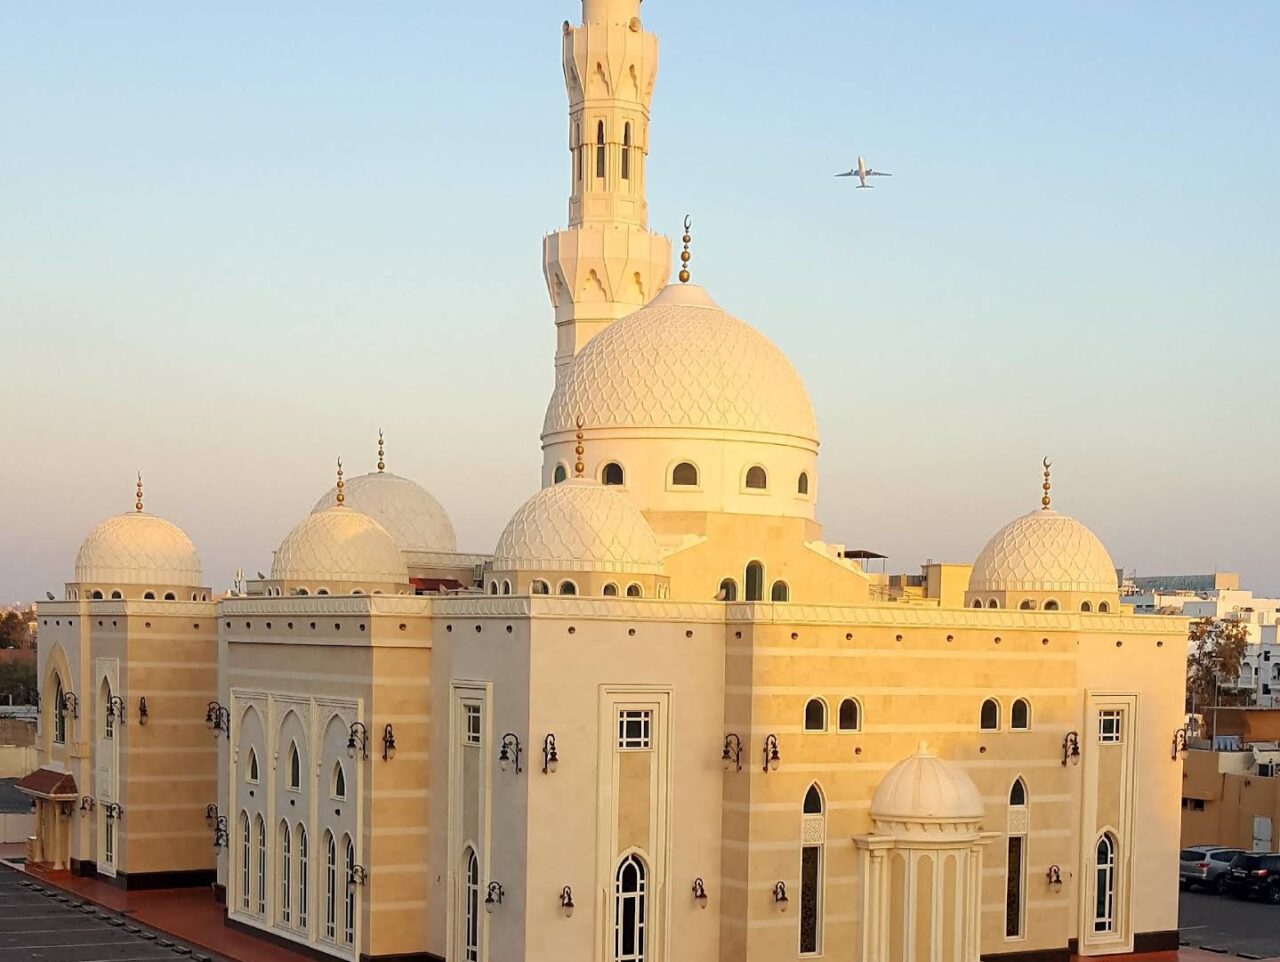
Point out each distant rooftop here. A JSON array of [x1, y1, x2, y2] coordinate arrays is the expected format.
[[1127, 573, 1240, 593]]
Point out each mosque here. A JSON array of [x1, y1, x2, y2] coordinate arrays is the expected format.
[[20, 1, 1188, 961]]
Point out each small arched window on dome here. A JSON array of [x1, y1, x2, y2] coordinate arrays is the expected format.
[[745, 562, 764, 602], [626, 583, 643, 598], [838, 698, 861, 732], [804, 698, 827, 732], [1081, 601, 1093, 612], [719, 578, 738, 602], [972, 599, 983, 608], [602, 462, 625, 486], [91, 590, 104, 600], [315, 588, 329, 597], [1043, 600, 1060, 611], [531, 580, 550, 595], [501, 580, 512, 596], [1011, 698, 1030, 731], [621, 122, 631, 181], [980, 698, 1000, 731], [296, 588, 309, 596], [672, 462, 699, 487], [987, 599, 998, 609], [745, 466, 768, 490], [771, 581, 790, 602], [558, 580, 577, 596], [596, 121, 606, 179], [553, 464, 568, 485], [1018, 599, 1034, 610], [797, 472, 810, 496], [603, 583, 619, 597], [488, 582, 498, 595], [803, 783, 824, 814], [163, 591, 176, 601], [110, 590, 122, 600], [1098, 601, 1110, 613]]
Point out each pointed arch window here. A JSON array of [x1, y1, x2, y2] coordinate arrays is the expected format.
[[988, 599, 998, 609], [838, 698, 861, 732], [1094, 833, 1117, 933], [297, 824, 309, 930], [54, 677, 67, 744], [279, 820, 292, 924], [323, 831, 336, 940], [255, 815, 267, 915], [800, 784, 826, 954], [463, 847, 480, 962], [343, 835, 356, 945], [672, 461, 698, 486], [248, 748, 260, 783], [239, 812, 251, 911], [622, 122, 632, 180], [804, 698, 827, 732], [980, 698, 1000, 731], [1081, 601, 1093, 612], [596, 121, 606, 179], [103, 681, 114, 740], [288, 742, 301, 791], [803, 783, 823, 814], [745, 562, 764, 602], [972, 599, 983, 608], [332, 761, 346, 800], [1098, 601, 1111, 613], [614, 854, 647, 962], [1007, 779, 1028, 937]]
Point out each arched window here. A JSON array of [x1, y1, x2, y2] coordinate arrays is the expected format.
[[91, 590, 104, 600], [1044, 600, 1060, 611], [163, 592, 176, 601], [771, 581, 790, 602], [1094, 833, 1117, 933], [988, 599, 999, 609], [332, 761, 346, 800], [1019, 599, 1034, 610], [143, 591, 155, 600], [622, 122, 632, 181], [558, 580, 578, 596], [745, 562, 764, 601], [603, 583, 619, 597], [972, 599, 983, 608], [296, 825, 309, 930], [980, 698, 1000, 731], [463, 847, 480, 962], [255, 815, 267, 915], [239, 812, 250, 911], [626, 584, 643, 598], [1007, 780, 1028, 937], [297, 588, 309, 596], [531, 580, 550, 595], [745, 466, 767, 490], [1098, 602, 1111, 613], [614, 854, 647, 962], [596, 121, 606, 179], [1081, 601, 1093, 612], [718, 578, 738, 602], [279, 820, 292, 924], [602, 462, 625, 486], [110, 590, 122, 600], [502, 580, 512, 595], [804, 698, 827, 732], [803, 783, 823, 814], [343, 835, 356, 945], [574, 123, 582, 182], [797, 472, 810, 495], [838, 698, 861, 732], [248, 748, 259, 783], [54, 676, 67, 744], [288, 742, 301, 790], [315, 588, 329, 596], [103, 681, 114, 740], [554, 464, 568, 484], [1009, 778, 1027, 807], [488, 581, 498, 595], [1011, 699, 1030, 731], [672, 462, 698, 486], [323, 831, 336, 941]]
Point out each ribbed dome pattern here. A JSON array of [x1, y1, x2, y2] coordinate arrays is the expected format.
[[74, 513, 203, 587], [543, 285, 818, 443], [969, 508, 1118, 594], [311, 471, 456, 553], [494, 480, 662, 573], [870, 742, 984, 824], [272, 507, 409, 586]]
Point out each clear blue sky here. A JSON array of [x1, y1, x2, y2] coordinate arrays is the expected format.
[[2, 1, 1278, 602]]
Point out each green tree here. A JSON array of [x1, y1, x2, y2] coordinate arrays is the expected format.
[[0, 610, 29, 649], [0, 658, 36, 703], [1186, 616, 1251, 712]]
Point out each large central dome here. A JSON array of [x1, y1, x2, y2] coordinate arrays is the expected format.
[[543, 284, 818, 444]]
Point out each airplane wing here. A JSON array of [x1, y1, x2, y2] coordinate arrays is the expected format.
[[835, 171, 856, 177], [868, 170, 892, 177]]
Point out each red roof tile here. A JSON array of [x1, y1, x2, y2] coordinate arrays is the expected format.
[[16, 767, 78, 800]]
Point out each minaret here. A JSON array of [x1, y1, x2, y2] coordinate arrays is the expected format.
[[542, 0, 671, 385]]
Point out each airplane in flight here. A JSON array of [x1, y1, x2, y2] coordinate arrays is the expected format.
[[836, 156, 892, 188]]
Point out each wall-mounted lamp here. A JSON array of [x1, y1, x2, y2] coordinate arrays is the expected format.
[[58, 800, 75, 818], [772, 881, 789, 911], [60, 691, 80, 719], [692, 877, 709, 909], [78, 796, 94, 816], [762, 734, 781, 773], [347, 721, 369, 759], [205, 701, 229, 739], [1172, 727, 1189, 761], [204, 803, 219, 827], [382, 723, 396, 762], [212, 815, 228, 849], [499, 733, 523, 774], [347, 865, 368, 889], [106, 695, 126, 722], [103, 802, 123, 821], [1046, 865, 1063, 890], [559, 885, 574, 918], [1061, 731, 1080, 767], [542, 734, 559, 774], [138, 697, 149, 726], [722, 733, 742, 773], [485, 881, 505, 913]]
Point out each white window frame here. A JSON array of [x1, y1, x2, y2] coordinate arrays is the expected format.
[[614, 854, 648, 962], [279, 820, 292, 925], [463, 846, 480, 962], [240, 812, 250, 911], [464, 703, 482, 746], [255, 815, 267, 916], [296, 824, 309, 931], [1094, 833, 1117, 933], [323, 831, 336, 941], [617, 709, 652, 750], [1098, 710, 1123, 744]]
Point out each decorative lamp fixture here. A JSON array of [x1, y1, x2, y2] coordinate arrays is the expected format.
[[347, 864, 368, 889], [61, 691, 80, 719], [1172, 727, 1189, 761], [542, 734, 559, 774], [205, 701, 229, 739], [772, 881, 789, 911], [692, 877, 709, 909], [138, 697, 149, 726], [79, 796, 95, 815], [559, 885, 574, 918], [485, 881, 505, 913], [382, 723, 397, 762], [103, 802, 123, 821], [106, 695, 126, 722], [722, 733, 742, 773], [204, 803, 219, 827], [1047, 865, 1064, 890], [499, 733, 523, 774], [58, 801, 75, 818], [347, 721, 369, 759], [1061, 731, 1081, 767], [762, 734, 781, 773], [212, 815, 229, 849]]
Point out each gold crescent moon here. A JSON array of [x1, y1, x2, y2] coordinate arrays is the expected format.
[[683, 214, 692, 231]]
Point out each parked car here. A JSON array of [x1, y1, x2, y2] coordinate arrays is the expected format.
[[1221, 853, 1280, 903], [1180, 846, 1246, 893]]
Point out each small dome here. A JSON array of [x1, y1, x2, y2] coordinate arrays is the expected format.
[[74, 513, 203, 587], [494, 480, 662, 573], [969, 508, 1118, 595], [543, 284, 817, 444], [870, 741, 984, 825], [311, 471, 456, 553], [272, 506, 409, 587]]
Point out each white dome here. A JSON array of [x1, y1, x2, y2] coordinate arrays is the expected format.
[[272, 506, 409, 586], [543, 285, 818, 445], [74, 513, 203, 587], [311, 471, 456, 553], [969, 508, 1118, 595], [870, 741, 984, 825], [494, 480, 662, 573]]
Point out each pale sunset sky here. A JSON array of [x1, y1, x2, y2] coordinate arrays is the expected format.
[[1, 1, 1277, 601]]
